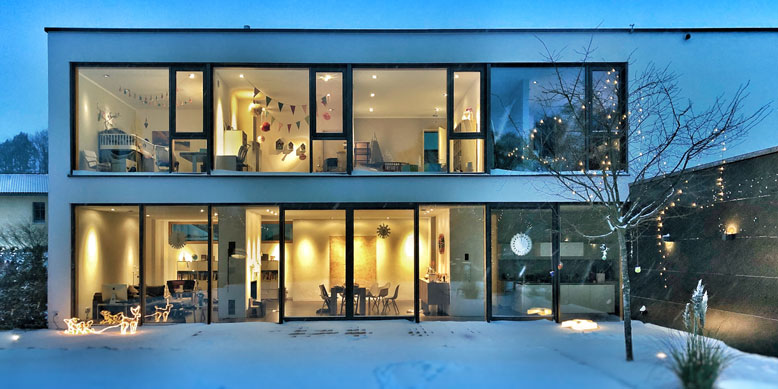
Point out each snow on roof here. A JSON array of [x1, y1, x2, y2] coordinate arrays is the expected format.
[[0, 174, 48, 195]]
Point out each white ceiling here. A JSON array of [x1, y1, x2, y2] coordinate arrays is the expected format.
[[79, 67, 203, 110], [354, 69, 447, 118]]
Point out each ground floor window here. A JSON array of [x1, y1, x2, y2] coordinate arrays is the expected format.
[[72, 203, 622, 324]]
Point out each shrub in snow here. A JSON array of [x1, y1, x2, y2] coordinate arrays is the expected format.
[[666, 280, 733, 389], [0, 223, 47, 330]]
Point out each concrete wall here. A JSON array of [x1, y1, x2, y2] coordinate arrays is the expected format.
[[630, 151, 778, 356]]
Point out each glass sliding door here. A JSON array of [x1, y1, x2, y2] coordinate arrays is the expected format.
[[212, 206, 280, 323], [144, 206, 209, 324], [420, 205, 486, 321], [283, 209, 346, 318], [353, 209, 415, 317], [490, 208, 554, 318]]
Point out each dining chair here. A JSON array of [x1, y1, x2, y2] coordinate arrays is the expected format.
[[366, 283, 379, 314], [383, 285, 401, 315]]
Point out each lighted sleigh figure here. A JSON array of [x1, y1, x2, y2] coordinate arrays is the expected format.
[[151, 300, 173, 323], [64, 305, 142, 335], [63, 318, 95, 335]]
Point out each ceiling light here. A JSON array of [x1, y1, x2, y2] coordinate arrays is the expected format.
[[443, 93, 447, 97], [454, 74, 459, 79], [239, 74, 244, 78], [370, 93, 375, 97], [326, 93, 331, 97], [111, 208, 115, 211], [200, 209, 204, 213], [369, 108, 374, 112], [189, 73, 196, 79], [146, 214, 150, 217], [320, 74, 334, 82], [371, 74, 377, 79], [103, 74, 110, 78]]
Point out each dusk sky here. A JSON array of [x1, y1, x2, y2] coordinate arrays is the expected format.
[[1, 0, 777, 142]]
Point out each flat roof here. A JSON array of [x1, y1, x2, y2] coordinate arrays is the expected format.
[[44, 27, 778, 33]]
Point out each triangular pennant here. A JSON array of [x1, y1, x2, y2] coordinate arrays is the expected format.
[[266, 96, 272, 106], [321, 96, 328, 106], [301, 104, 308, 114], [277, 122, 282, 131], [278, 102, 284, 111], [295, 121, 301, 129], [270, 115, 276, 124], [304, 115, 310, 125], [290, 105, 296, 115], [254, 88, 260, 97], [287, 123, 292, 132]]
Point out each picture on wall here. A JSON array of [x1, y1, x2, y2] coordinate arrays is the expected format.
[[261, 222, 293, 242]]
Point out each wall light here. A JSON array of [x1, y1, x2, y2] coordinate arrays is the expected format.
[[188, 73, 196, 79]]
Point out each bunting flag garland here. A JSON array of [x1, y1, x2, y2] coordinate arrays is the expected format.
[[295, 121, 301, 130], [266, 96, 272, 106], [321, 96, 328, 106], [290, 105, 296, 115], [278, 102, 284, 112], [270, 116, 276, 124], [254, 87, 260, 97], [237, 76, 323, 133], [117, 86, 171, 107], [302, 104, 308, 114], [287, 124, 292, 132], [304, 115, 310, 125], [277, 122, 282, 131]]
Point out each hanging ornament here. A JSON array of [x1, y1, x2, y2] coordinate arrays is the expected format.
[[600, 244, 609, 260], [557, 262, 564, 270], [377, 224, 391, 239], [321, 96, 328, 106], [322, 112, 332, 121], [290, 105, 296, 115], [261, 121, 271, 132], [634, 266, 642, 273], [144, 117, 149, 128], [168, 231, 187, 249], [438, 234, 445, 254]]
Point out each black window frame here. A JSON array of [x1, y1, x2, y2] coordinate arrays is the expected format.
[[70, 61, 625, 176], [488, 62, 628, 173], [32, 202, 46, 224]]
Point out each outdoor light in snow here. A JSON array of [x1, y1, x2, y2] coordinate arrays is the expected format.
[[723, 225, 738, 240], [560, 319, 598, 331]]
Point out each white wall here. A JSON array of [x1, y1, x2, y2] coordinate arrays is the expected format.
[[0, 195, 47, 229]]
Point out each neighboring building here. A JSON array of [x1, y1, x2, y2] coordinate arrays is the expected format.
[[0, 174, 48, 234], [44, 28, 777, 330], [630, 147, 778, 357]]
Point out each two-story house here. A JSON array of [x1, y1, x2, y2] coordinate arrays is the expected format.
[[45, 27, 777, 328]]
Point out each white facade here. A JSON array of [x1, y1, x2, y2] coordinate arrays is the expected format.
[[46, 28, 778, 326]]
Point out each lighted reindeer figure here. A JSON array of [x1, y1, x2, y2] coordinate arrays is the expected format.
[[153, 299, 173, 323], [99, 310, 125, 325], [120, 306, 141, 335]]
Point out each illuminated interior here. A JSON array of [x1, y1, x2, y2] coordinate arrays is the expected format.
[[419, 205, 486, 320], [212, 68, 311, 173], [75, 67, 205, 173]]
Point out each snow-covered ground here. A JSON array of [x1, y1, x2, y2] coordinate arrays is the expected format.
[[1, 320, 777, 388]]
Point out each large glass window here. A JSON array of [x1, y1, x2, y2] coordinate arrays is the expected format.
[[213, 68, 310, 173], [490, 66, 625, 173], [284, 209, 346, 317], [75, 67, 170, 173], [75, 206, 141, 325], [144, 206, 209, 324], [212, 206, 280, 323], [420, 205, 485, 321], [354, 209, 415, 317], [353, 69, 448, 173], [559, 205, 619, 320], [490, 208, 553, 318]]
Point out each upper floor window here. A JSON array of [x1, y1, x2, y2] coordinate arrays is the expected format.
[[213, 68, 311, 173], [32, 202, 45, 223], [490, 65, 626, 173], [352, 68, 484, 174], [75, 66, 207, 174]]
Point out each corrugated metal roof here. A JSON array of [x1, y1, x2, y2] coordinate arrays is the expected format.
[[0, 174, 48, 194]]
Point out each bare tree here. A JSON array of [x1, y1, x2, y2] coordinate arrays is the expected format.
[[494, 37, 770, 361]]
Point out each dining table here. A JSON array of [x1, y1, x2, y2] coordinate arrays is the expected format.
[[330, 286, 367, 316]]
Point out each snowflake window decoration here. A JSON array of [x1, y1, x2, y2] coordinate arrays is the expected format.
[[376, 223, 391, 239]]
